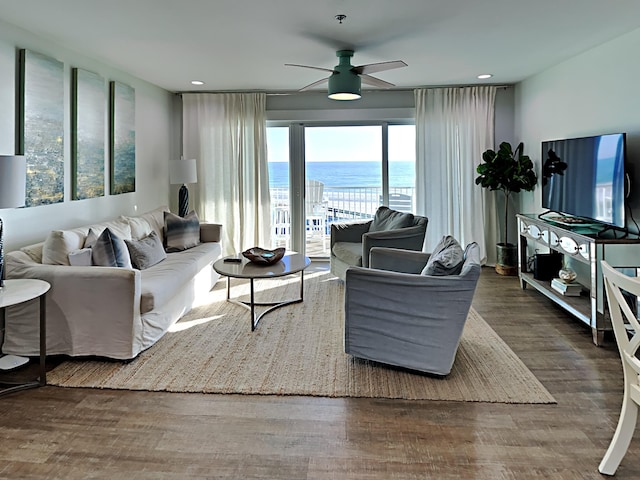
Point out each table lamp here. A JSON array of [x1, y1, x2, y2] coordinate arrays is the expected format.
[[0, 155, 26, 288], [169, 157, 197, 217]]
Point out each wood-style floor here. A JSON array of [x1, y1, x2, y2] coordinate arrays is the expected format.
[[1, 266, 639, 479]]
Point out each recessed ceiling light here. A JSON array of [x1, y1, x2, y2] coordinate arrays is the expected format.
[[477, 74, 493, 79], [191, 80, 205, 85]]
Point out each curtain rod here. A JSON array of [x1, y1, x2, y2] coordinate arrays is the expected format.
[[175, 85, 513, 96]]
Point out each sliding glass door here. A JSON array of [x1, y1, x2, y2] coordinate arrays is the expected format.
[[304, 126, 382, 256], [267, 122, 415, 259]]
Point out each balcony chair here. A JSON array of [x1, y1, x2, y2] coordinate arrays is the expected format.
[[330, 206, 427, 281], [272, 205, 291, 249], [344, 239, 481, 376], [598, 261, 640, 476]]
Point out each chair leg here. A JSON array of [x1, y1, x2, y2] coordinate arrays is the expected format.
[[599, 394, 638, 475]]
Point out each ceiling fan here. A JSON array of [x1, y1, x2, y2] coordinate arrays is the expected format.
[[285, 50, 407, 100]]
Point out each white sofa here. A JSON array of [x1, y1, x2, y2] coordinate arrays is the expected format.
[[2, 206, 222, 360]]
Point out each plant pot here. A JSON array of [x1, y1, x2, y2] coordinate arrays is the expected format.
[[495, 243, 518, 276]]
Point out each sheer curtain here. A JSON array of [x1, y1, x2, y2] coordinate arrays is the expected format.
[[182, 93, 271, 256], [414, 87, 497, 263]]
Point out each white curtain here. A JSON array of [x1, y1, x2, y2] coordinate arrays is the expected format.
[[182, 93, 271, 256], [414, 87, 497, 263]]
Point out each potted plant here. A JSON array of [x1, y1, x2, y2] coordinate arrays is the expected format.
[[476, 142, 538, 275]]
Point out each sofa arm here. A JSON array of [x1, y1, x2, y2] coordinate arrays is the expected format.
[[5, 259, 142, 359], [369, 247, 431, 274], [200, 223, 222, 243], [330, 220, 372, 246]]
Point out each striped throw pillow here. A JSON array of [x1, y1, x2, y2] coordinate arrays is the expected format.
[[92, 228, 133, 268], [164, 211, 200, 252]]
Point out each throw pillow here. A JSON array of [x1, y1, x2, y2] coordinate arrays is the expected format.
[[42, 230, 85, 265], [125, 231, 167, 270], [68, 248, 93, 266], [84, 228, 99, 248], [164, 210, 200, 252], [421, 235, 464, 276], [369, 206, 415, 233], [92, 228, 133, 268]]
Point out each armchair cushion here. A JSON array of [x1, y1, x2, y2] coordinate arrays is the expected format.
[[369, 206, 415, 232], [421, 235, 464, 276], [332, 242, 364, 267]]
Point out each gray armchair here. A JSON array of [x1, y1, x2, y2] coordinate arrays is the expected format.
[[344, 242, 481, 376], [330, 206, 428, 281]]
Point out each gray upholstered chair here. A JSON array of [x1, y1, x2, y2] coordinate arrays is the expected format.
[[330, 206, 428, 281], [344, 242, 481, 376]]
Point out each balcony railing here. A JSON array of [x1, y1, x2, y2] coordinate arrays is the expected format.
[[269, 186, 415, 255], [271, 185, 415, 223]]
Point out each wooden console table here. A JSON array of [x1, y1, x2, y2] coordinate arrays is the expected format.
[[517, 214, 640, 346]]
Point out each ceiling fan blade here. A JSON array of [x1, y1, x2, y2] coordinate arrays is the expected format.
[[299, 77, 330, 91], [285, 63, 337, 74], [352, 60, 408, 75], [360, 74, 395, 88]]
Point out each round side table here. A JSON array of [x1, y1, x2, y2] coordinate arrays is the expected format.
[[0, 278, 50, 397]]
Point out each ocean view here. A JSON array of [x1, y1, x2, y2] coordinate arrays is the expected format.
[[268, 161, 415, 188]]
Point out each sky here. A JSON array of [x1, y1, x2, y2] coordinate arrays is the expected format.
[[267, 125, 415, 163]]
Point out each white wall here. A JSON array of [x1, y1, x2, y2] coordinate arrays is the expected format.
[[515, 27, 640, 229], [0, 20, 177, 251]]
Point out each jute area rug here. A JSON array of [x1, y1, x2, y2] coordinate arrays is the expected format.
[[48, 270, 555, 404]]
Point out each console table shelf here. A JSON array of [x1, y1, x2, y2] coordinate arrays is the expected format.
[[517, 214, 640, 346]]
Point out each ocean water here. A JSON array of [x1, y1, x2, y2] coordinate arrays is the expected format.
[[268, 161, 414, 188]]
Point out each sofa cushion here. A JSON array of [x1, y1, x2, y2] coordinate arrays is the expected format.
[[421, 235, 464, 276], [92, 228, 133, 268], [68, 248, 93, 266], [42, 230, 86, 265], [20, 242, 44, 264], [125, 231, 167, 270], [78, 218, 133, 244], [164, 210, 201, 252], [122, 206, 169, 241], [139, 242, 219, 314], [126, 216, 154, 241], [332, 242, 363, 267], [369, 207, 415, 233]]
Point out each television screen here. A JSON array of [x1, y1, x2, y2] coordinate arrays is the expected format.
[[541, 133, 626, 228]]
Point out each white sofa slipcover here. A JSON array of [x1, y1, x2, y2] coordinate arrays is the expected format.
[[2, 206, 222, 360]]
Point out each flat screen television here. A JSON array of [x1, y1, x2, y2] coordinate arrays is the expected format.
[[541, 133, 627, 228]]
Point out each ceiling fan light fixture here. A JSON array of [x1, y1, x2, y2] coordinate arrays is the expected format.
[[328, 91, 362, 101], [327, 65, 362, 101]]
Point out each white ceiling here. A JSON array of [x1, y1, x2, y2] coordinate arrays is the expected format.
[[1, 0, 639, 93]]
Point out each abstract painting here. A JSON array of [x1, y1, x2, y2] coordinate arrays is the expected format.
[[109, 81, 135, 194], [17, 49, 64, 207], [72, 68, 105, 200]]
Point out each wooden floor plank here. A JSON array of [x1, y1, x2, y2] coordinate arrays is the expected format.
[[1, 265, 639, 479]]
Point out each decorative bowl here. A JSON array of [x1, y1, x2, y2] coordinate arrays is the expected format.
[[558, 268, 577, 283], [242, 247, 286, 265]]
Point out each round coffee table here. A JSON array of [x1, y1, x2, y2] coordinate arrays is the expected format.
[[213, 251, 311, 331]]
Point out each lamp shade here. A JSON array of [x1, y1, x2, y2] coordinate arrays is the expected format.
[[169, 158, 197, 185], [328, 73, 362, 101], [0, 155, 26, 209]]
